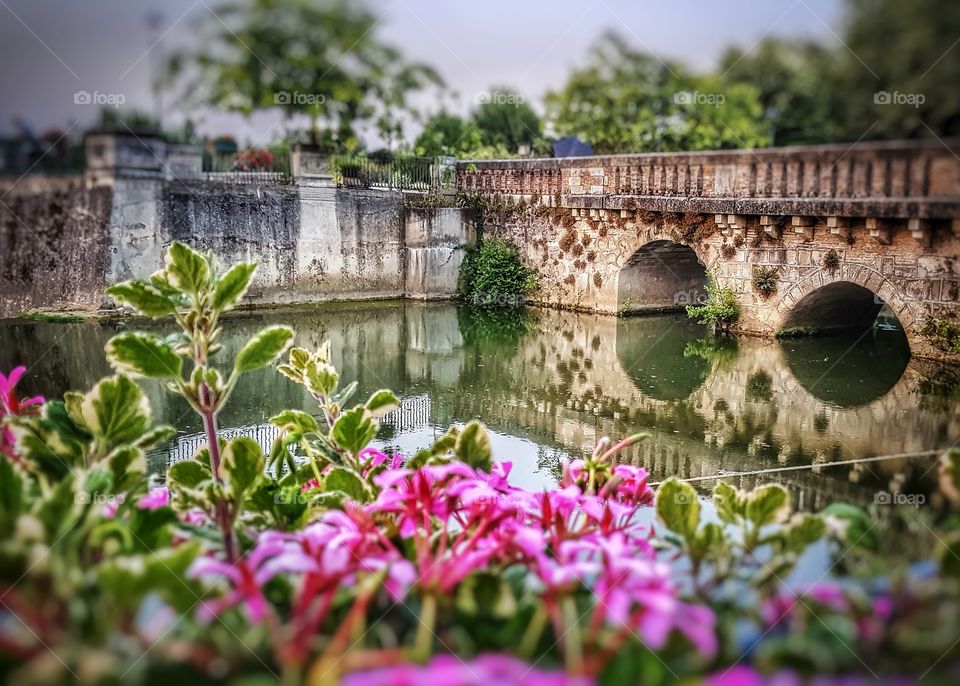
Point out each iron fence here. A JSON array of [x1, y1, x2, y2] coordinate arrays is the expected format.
[[330, 155, 434, 192], [202, 149, 291, 184]]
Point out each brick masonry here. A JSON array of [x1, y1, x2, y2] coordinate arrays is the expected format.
[[457, 139, 960, 362]]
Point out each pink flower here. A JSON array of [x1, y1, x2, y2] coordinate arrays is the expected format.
[[0, 366, 43, 417], [102, 494, 125, 518], [189, 532, 290, 622], [609, 464, 653, 505], [0, 366, 43, 461], [341, 653, 595, 686], [138, 486, 169, 510]]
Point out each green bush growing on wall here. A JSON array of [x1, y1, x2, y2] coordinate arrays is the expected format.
[[459, 237, 538, 308], [686, 280, 740, 332]]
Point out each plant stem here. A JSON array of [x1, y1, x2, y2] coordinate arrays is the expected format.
[[560, 595, 584, 675], [413, 593, 437, 663], [202, 405, 235, 562], [518, 603, 548, 659]]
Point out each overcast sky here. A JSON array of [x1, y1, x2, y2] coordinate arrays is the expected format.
[[0, 0, 844, 144]]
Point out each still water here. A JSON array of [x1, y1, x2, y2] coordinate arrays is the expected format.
[[2, 301, 958, 508]]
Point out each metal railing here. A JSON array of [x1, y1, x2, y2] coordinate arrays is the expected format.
[[330, 155, 434, 192], [202, 149, 291, 184]]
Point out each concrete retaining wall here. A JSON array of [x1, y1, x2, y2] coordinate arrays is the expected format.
[[0, 174, 474, 318]]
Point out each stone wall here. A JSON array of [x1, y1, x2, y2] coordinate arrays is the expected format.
[[0, 176, 112, 315], [476, 205, 960, 361], [1, 161, 473, 318]]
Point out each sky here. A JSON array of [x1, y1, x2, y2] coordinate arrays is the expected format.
[[0, 0, 844, 145]]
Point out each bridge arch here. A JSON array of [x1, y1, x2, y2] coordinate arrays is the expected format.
[[616, 235, 710, 314], [777, 264, 921, 351]]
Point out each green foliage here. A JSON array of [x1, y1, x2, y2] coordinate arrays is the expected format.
[[166, 0, 442, 148], [686, 281, 740, 331], [459, 238, 538, 308], [472, 88, 542, 153], [106, 242, 293, 560], [544, 32, 769, 153], [921, 315, 960, 354], [751, 266, 779, 298]]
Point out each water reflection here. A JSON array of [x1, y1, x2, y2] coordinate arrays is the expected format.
[[1, 301, 956, 508], [780, 327, 911, 407]]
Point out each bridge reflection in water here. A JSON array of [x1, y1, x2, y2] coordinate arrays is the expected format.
[[2, 301, 957, 511]]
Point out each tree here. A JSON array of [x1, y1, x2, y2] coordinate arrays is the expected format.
[[414, 111, 482, 157], [471, 88, 542, 153], [544, 32, 769, 154], [719, 40, 848, 146], [838, 0, 960, 140], [167, 0, 442, 149]]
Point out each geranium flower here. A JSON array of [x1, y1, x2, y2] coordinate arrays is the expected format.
[[189, 533, 291, 622], [138, 486, 170, 510], [0, 365, 43, 461], [341, 653, 595, 686]]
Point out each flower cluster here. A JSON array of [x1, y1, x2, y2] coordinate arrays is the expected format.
[[0, 365, 42, 463], [341, 653, 596, 686], [189, 453, 716, 676]]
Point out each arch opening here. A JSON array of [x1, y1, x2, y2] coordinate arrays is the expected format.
[[617, 240, 708, 315], [781, 281, 886, 335], [779, 280, 911, 405]]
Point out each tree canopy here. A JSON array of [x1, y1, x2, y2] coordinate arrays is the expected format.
[[167, 0, 442, 150]]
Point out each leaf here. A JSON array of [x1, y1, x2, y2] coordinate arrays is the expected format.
[[289, 347, 311, 369], [454, 421, 492, 471], [106, 332, 182, 378], [365, 389, 399, 418], [324, 466, 370, 503], [106, 445, 147, 492], [713, 481, 744, 525], [939, 531, 960, 581], [745, 484, 790, 527], [329, 380, 358, 407], [234, 326, 295, 373], [167, 459, 210, 490], [782, 513, 827, 553], [304, 358, 339, 397], [822, 503, 879, 553], [331, 406, 377, 454], [270, 409, 320, 434], [77, 375, 152, 446], [135, 425, 178, 450], [222, 436, 264, 502], [0, 457, 23, 537], [654, 478, 701, 540], [164, 241, 210, 294], [107, 281, 177, 317], [7, 402, 88, 476], [212, 262, 257, 311]]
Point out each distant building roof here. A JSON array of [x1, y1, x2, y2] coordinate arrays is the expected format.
[[553, 136, 592, 158]]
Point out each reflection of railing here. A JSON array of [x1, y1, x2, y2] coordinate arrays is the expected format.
[[381, 394, 431, 433], [155, 395, 433, 467]]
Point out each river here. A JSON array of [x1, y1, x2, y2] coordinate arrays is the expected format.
[[2, 301, 958, 510]]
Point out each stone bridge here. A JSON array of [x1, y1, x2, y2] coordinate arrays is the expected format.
[[456, 139, 960, 362]]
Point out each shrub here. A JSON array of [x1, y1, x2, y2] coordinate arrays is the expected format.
[[823, 248, 841, 271], [921, 315, 960, 354], [752, 266, 779, 298], [459, 237, 538, 307], [686, 280, 740, 331]]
